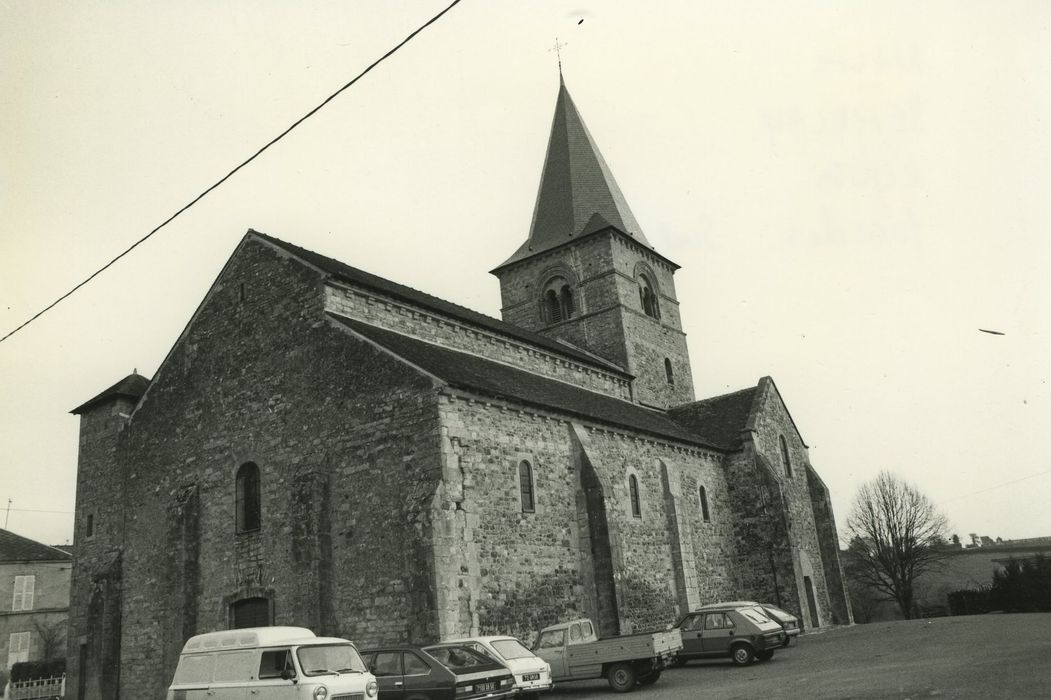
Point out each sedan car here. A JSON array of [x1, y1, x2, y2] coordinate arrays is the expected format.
[[425, 637, 551, 697], [361, 644, 516, 700]]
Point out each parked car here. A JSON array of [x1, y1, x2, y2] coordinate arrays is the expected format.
[[361, 644, 516, 700], [695, 600, 801, 647], [530, 617, 682, 693], [167, 626, 378, 700], [426, 636, 552, 697], [671, 603, 785, 666], [757, 603, 801, 646]]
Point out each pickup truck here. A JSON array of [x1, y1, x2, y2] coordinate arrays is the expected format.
[[531, 618, 682, 693]]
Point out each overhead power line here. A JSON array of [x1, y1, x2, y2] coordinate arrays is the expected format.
[[0, 0, 464, 346], [938, 467, 1051, 505]]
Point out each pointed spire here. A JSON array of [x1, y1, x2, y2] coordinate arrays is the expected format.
[[498, 79, 652, 269]]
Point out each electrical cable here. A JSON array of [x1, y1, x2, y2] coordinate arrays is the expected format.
[[0, 0, 464, 345]]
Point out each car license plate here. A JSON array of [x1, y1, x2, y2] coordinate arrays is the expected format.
[[478, 682, 495, 692], [523, 673, 540, 681]]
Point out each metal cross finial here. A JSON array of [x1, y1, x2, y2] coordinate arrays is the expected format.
[[549, 37, 568, 74]]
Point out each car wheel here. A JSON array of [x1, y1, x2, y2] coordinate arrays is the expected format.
[[638, 670, 662, 685], [781, 636, 792, 648], [607, 662, 637, 692], [730, 643, 755, 666], [756, 649, 774, 662], [670, 656, 687, 668]]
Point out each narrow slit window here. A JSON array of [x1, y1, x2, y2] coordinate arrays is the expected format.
[[629, 474, 642, 518], [664, 358, 674, 385], [699, 486, 710, 522], [519, 460, 535, 513], [236, 462, 261, 533], [779, 435, 793, 478]]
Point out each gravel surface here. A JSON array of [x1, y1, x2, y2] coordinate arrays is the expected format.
[[544, 613, 1051, 699]]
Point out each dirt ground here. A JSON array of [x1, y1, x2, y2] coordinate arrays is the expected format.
[[545, 613, 1051, 699]]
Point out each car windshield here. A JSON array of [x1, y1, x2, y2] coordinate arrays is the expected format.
[[297, 644, 367, 676], [425, 645, 497, 670], [763, 606, 789, 617], [740, 607, 773, 624], [490, 639, 534, 661]]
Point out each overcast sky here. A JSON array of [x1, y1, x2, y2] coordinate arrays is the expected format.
[[2, 1, 1050, 547]]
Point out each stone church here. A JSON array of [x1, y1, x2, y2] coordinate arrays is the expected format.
[[67, 78, 851, 699]]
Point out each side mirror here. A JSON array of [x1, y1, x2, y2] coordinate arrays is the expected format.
[[280, 668, 297, 682]]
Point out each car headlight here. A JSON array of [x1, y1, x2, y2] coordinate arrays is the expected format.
[[313, 686, 328, 700], [366, 679, 378, 698]]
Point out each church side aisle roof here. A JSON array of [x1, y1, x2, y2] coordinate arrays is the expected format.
[[251, 231, 629, 377], [667, 386, 760, 451], [330, 314, 721, 451]]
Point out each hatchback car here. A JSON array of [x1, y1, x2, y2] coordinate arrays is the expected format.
[[426, 637, 551, 697], [758, 603, 801, 646], [672, 604, 784, 666], [362, 644, 516, 700]]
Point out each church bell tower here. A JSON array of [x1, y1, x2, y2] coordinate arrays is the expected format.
[[491, 78, 695, 409]]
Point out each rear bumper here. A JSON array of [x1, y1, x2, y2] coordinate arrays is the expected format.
[[514, 672, 553, 693]]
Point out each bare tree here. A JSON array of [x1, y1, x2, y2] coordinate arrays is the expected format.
[[845, 471, 950, 619]]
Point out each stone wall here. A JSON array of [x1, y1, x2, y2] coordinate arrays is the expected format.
[[324, 282, 632, 400], [806, 467, 853, 624], [82, 238, 446, 699], [743, 379, 840, 628], [66, 393, 137, 700], [724, 449, 798, 609], [430, 393, 733, 643], [432, 396, 590, 644], [493, 230, 694, 410]]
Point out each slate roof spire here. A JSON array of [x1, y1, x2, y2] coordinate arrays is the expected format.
[[498, 77, 652, 268]]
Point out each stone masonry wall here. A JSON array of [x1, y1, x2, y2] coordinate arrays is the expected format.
[[430, 393, 734, 643], [805, 466, 853, 624], [432, 396, 590, 644], [724, 449, 798, 610], [494, 231, 693, 409], [746, 379, 839, 628], [93, 237, 445, 699], [581, 429, 730, 630], [325, 282, 631, 400], [66, 394, 137, 700]]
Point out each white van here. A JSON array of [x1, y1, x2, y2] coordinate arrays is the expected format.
[[167, 626, 378, 700]]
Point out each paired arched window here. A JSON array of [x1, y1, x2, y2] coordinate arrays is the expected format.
[[664, 358, 674, 385], [699, 485, 711, 522], [779, 435, 793, 478], [638, 275, 660, 319], [628, 474, 642, 518], [236, 462, 261, 533], [541, 276, 575, 324], [519, 460, 535, 513]]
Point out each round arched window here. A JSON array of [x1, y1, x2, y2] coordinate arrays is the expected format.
[[540, 276, 575, 324], [638, 275, 660, 319]]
